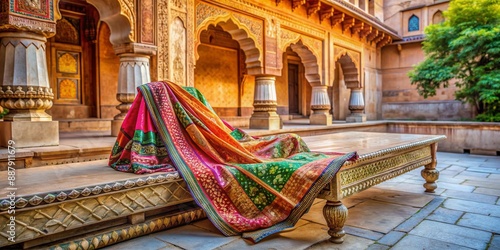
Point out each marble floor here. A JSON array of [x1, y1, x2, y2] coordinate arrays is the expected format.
[[103, 152, 500, 250]]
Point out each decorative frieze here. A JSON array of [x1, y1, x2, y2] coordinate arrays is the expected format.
[[0, 173, 190, 247], [0, 172, 181, 211]]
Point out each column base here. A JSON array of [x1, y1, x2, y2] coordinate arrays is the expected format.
[[310, 113, 332, 125], [0, 121, 59, 148], [249, 112, 282, 130], [111, 119, 124, 137], [346, 114, 366, 123]]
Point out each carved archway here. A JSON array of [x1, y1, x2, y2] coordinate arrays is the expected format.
[[283, 40, 321, 86], [337, 54, 360, 88], [86, 0, 135, 45], [195, 15, 263, 74]]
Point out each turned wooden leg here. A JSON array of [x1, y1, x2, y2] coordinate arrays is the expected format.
[[421, 143, 440, 193], [323, 200, 348, 244]]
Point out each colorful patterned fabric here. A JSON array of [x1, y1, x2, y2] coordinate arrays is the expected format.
[[108, 81, 357, 242]]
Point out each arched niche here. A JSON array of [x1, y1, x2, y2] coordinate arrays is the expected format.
[[195, 15, 263, 74], [86, 0, 134, 45], [282, 39, 322, 86]]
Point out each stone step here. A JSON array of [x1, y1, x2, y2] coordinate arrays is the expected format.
[[0, 135, 116, 170], [57, 119, 112, 132], [0, 160, 199, 249]]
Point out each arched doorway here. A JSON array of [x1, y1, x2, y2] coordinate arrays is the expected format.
[[334, 53, 365, 122], [278, 47, 311, 119], [46, 1, 101, 119], [195, 24, 249, 117], [194, 17, 263, 126]]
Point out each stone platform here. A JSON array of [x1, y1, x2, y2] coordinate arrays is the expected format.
[[104, 152, 500, 250]]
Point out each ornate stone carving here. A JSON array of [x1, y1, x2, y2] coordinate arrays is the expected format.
[[0, 172, 181, 211], [118, 0, 136, 42], [170, 17, 187, 85], [186, 0, 195, 86], [265, 18, 278, 38], [233, 13, 263, 47], [279, 29, 300, 51], [140, 0, 154, 44], [196, 3, 228, 27], [171, 0, 185, 10], [0, 32, 54, 121], [157, 0, 169, 81], [49, 208, 205, 250], [0, 85, 54, 120], [0, 173, 191, 246]]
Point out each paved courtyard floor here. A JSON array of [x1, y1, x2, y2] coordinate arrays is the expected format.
[[102, 152, 500, 250]]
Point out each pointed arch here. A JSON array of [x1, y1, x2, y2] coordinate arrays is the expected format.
[[337, 54, 360, 88], [195, 15, 263, 74], [281, 38, 321, 86], [86, 0, 134, 45], [433, 10, 445, 24], [408, 15, 420, 32]]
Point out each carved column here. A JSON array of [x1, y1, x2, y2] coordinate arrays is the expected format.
[[310, 85, 332, 125], [0, 1, 60, 147], [111, 52, 152, 136], [346, 87, 367, 122], [249, 75, 281, 130]]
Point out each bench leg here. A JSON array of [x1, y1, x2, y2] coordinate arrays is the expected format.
[[323, 200, 347, 244], [421, 143, 440, 193]]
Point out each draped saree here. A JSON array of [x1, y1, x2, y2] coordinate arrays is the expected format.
[[109, 81, 357, 242]]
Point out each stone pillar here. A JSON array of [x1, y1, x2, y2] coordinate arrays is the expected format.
[[0, 32, 58, 147], [111, 53, 151, 136], [310, 85, 332, 125], [346, 87, 367, 123], [249, 75, 281, 130]]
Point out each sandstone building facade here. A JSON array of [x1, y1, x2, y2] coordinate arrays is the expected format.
[[0, 0, 454, 147]]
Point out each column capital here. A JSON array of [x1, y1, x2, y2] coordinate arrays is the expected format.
[[113, 43, 157, 56], [0, 0, 61, 38]]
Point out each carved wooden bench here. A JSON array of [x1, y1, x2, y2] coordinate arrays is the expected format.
[[304, 132, 446, 243], [0, 132, 445, 249]]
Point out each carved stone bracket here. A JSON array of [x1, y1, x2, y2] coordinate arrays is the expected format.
[[331, 12, 345, 27], [319, 7, 334, 24], [292, 0, 306, 11], [342, 16, 355, 33], [306, 0, 321, 17]]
